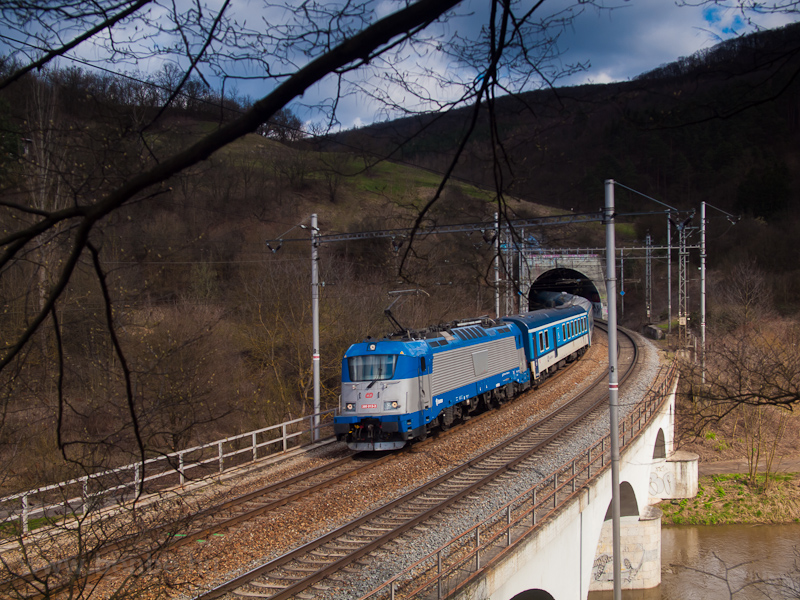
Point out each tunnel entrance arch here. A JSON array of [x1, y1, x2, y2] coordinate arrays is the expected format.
[[519, 252, 609, 319], [528, 267, 602, 314]]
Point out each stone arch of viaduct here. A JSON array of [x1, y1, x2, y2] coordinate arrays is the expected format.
[[456, 380, 698, 600]]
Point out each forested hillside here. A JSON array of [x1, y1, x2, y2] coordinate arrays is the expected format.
[[0, 62, 537, 491], [330, 22, 800, 308], [2, 20, 799, 492]]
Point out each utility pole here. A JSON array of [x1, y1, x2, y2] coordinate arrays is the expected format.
[[667, 215, 672, 334], [699, 202, 738, 382], [700, 202, 706, 383], [494, 212, 500, 318], [604, 180, 622, 600], [311, 213, 320, 442], [679, 223, 689, 348], [645, 232, 652, 323], [517, 228, 524, 313], [620, 249, 625, 322]]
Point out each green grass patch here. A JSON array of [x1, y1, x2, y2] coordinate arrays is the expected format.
[[615, 223, 637, 238], [660, 472, 800, 525], [0, 514, 68, 537]]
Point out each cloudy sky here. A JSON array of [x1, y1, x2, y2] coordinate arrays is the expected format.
[[552, 0, 797, 86], [2, 0, 798, 131], [284, 0, 800, 130]]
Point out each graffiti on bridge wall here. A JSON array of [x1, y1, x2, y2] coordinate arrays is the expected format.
[[592, 546, 645, 583], [649, 468, 674, 497]]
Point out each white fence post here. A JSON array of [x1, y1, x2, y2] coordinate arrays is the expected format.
[[437, 550, 442, 599], [22, 493, 29, 534], [475, 527, 480, 570], [572, 461, 576, 492], [3, 409, 339, 529], [506, 505, 511, 546]]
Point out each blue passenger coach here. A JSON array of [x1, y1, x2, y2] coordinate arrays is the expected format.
[[333, 293, 593, 451], [502, 295, 593, 382]]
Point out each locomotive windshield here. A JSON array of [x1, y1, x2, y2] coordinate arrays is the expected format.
[[347, 354, 398, 382]]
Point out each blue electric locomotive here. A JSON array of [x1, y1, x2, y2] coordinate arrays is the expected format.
[[333, 293, 593, 451]]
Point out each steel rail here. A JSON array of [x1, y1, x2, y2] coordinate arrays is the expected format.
[[5, 328, 596, 599], [2, 454, 391, 599], [195, 324, 637, 600]]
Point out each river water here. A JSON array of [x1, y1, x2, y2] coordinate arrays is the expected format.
[[589, 524, 800, 600]]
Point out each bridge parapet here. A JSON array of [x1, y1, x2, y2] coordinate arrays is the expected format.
[[359, 363, 692, 600]]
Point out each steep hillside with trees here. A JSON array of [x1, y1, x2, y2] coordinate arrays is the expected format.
[[0, 62, 548, 499], [1, 2, 800, 595], [330, 22, 800, 309], [1, 16, 799, 498]]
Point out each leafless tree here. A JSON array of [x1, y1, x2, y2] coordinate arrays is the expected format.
[[715, 258, 774, 327], [1, 0, 797, 596], [680, 318, 800, 484], [0, 0, 603, 454]]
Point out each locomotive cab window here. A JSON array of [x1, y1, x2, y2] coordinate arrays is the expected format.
[[348, 354, 398, 381]]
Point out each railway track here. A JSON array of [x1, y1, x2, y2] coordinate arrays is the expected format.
[[0, 325, 612, 599], [195, 323, 639, 600], [0, 452, 395, 599]]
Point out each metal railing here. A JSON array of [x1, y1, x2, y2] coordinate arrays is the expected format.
[[1, 409, 337, 534], [360, 363, 678, 600]]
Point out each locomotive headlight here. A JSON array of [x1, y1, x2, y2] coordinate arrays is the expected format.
[[384, 400, 399, 410], [345, 402, 355, 411]]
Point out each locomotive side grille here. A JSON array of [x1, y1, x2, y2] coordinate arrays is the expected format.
[[431, 337, 519, 396]]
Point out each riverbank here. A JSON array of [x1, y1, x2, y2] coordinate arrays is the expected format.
[[659, 471, 800, 525]]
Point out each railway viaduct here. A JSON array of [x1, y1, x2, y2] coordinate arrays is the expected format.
[[454, 376, 697, 600]]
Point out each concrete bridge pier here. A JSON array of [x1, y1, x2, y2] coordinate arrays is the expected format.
[[456, 379, 699, 600], [589, 447, 699, 593]]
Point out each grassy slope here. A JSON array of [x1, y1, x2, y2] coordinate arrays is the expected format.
[[660, 473, 800, 525]]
